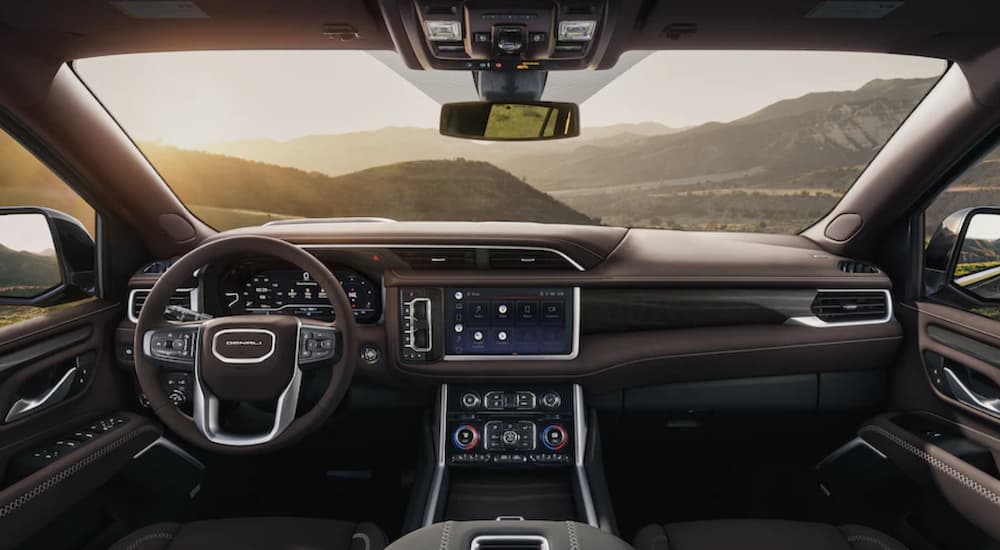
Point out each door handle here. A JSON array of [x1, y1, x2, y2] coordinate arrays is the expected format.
[[4, 367, 77, 423], [943, 367, 1000, 419]]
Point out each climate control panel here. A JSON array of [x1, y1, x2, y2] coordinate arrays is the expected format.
[[445, 384, 575, 467]]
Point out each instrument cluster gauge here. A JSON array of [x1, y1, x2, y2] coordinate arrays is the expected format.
[[229, 269, 381, 324]]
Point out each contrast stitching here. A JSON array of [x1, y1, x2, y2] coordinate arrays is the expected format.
[[860, 425, 1000, 506], [439, 520, 452, 550], [123, 531, 174, 550], [847, 534, 892, 550], [0, 426, 148, 519], [567, 521, 579, 550]]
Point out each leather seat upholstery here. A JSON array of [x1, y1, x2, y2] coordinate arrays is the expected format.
[[109, 517, 387, 550], [634, 520, 908, 550]]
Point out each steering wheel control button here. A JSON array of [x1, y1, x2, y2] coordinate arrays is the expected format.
[[460, 392, 481, 410], [361, 345, 380, 364], [146, 328, 197, 364], [298, 327, 338, 365], [453, 424, 480, 451], [541, 424, 569, 452], [540, 392, 562, 410]]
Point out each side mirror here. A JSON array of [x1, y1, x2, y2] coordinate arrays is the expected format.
[[440, 101, 580, 141], [926, 207, 1000, 302], [0, 207, 95, 306]]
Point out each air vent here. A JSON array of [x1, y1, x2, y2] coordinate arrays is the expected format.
[[129, 288, 195, 322], [810, 290, 889, 323], [394, 248, 477, 269], [488, 249, 578, 271], [839, 260, 879, 274]]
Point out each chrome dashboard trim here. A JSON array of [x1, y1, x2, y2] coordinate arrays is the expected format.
[[574, 384, 599, 528], [785, 288, 893, 328], [442, 287, 581, 361], [423, 384, 448, 526], [127, 287, 197, 324]]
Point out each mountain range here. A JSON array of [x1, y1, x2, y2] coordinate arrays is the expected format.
[[0, 243, 60, 297]]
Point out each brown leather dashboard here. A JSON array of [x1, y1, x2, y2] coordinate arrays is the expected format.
[[122, 222, 900, 390]]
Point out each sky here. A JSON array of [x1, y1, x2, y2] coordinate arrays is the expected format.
[[75, 50, 947, 149], [0, 213, 56, 254]]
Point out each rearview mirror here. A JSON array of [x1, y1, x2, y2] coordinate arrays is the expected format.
[[440, 101, 580, 141], [0, 207, 95, 305]]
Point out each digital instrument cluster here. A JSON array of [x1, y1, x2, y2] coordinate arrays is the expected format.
[[224, 269, 381, 323]]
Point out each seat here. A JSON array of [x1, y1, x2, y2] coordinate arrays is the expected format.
[[634, 519, 908, 550], [109, 517, 387, 550]]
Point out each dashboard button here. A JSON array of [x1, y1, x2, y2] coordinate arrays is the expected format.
[[542, 302, 564, 323], [516, 301, 539, 322], [361, 345, 380, 364], [494, 301, 513, 321]]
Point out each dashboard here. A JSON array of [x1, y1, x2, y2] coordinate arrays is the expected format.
[[121, 225, 901, 392]]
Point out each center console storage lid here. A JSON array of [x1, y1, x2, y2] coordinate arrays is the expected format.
[[388, 521, 632, 550]]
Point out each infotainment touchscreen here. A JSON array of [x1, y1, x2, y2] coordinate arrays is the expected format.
[[443, 288, 577, 359]]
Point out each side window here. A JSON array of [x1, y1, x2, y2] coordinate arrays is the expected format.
[[924, 146, 1000, 317], [0, 129, 97, 329]]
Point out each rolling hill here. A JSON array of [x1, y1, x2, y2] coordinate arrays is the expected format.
[[141, 143, 596, 229], [0, 244, 60, 297]]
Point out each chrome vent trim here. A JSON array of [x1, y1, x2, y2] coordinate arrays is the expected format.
[[786, 289, 892, 327], [127, 288, 197, 323]]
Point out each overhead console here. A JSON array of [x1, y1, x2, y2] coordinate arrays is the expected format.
[[393, 0, 612, 71]]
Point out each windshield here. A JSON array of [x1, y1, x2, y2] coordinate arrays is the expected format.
[[75, 50, 945, 233]]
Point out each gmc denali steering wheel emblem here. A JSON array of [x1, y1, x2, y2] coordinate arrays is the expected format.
[[211, 328, 276, 363]]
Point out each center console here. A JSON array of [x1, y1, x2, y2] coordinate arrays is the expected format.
[[422, 384, 598, 528], [446, 385, 575, 467]]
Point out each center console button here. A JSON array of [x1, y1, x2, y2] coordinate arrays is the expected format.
[[502, 430, 520, 446], [453, 424, 480, 451], [460, 392, 481, 410], [541, 424, 568, 452], [540, 392, 562, 410], [515, 391, 536, 410]]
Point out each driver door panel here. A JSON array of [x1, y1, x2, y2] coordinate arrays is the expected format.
[[0, 300, 158, 550]]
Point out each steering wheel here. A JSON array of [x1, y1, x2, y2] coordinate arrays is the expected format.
[[133, 235, 358, 454]]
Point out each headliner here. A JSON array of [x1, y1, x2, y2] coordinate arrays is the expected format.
[[1, 0, 998, 66]]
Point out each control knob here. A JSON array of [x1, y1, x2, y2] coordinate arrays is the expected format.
[[453, 424, 480, 451], [460, 392, 481, 410], [541, 424, 568, 452], [540, 392, 562, 410]]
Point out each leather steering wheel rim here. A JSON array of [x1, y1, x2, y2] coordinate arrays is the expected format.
[[133, 235, 358, 454]]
